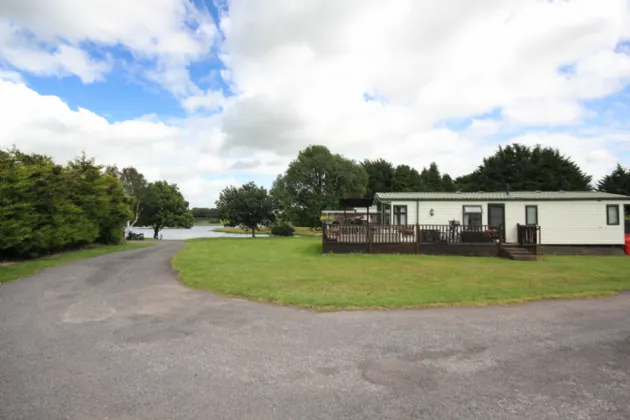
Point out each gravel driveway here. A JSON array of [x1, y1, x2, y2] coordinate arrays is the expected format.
[[1, 241, 629, 420]]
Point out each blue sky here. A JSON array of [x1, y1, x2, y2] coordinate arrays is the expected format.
[[1, 0, 630, 206], [24, 70, 186, 121]]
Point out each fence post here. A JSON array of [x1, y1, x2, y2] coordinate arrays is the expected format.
[[322, 223, 325, 249], [415, 224, 420, 254], [367, 222, 372, 254]]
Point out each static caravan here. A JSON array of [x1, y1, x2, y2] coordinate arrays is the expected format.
[[321, 191, 630, 258], [373, 191, 630, 254]]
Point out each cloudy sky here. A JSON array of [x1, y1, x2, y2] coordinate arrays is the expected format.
[[1, 0, 630, 207]]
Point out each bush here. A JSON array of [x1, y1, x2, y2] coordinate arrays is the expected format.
[[0, 149, 130, 258], [271, 225, 295, 237]]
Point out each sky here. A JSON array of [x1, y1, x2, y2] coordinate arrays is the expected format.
[[1, 0, 630, 207]]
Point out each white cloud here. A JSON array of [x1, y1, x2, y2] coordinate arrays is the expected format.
[[0, 0, 215, 57], [503, 100, 586, 126], [181, 89, 226, 113], [0, 81, 237, 207], [2, 0, 630, 208], [212, 0, 630, 170], [0, 0, 216, 97], [0, 67, 23, 83], [0, 32, 112, 83]]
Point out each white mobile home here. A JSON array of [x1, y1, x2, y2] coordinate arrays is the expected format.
[[374, 191, 630, 247]]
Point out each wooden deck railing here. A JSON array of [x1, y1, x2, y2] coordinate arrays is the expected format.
[[517, 224, 540, 246], [323, 224, 503, 245], [417, 225, 501, 244]]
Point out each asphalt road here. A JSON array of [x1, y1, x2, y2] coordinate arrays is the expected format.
[[1, 242, 629, 420]]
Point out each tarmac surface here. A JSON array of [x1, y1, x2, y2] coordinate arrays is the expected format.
[[1, 241, 629, 420]]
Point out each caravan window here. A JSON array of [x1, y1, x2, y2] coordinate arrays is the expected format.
[[525, 205, 538, 225], [394, 205, 407, 225], [462, 205, 482, 226], [607, 205, 620, 226]]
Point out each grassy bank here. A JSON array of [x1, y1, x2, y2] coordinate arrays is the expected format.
[[172, 237, 630, 310], [0, 242, 154, 284], [211, 226, 320, 237]]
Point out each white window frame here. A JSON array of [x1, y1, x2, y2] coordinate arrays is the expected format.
[[606, 204, 620, 226], [525, 205, 538, 225], [462, 205, 483, 227], [393, 205, 408, 225]]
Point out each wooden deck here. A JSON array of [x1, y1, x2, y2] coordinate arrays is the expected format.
[[322, 224, 510, 256]]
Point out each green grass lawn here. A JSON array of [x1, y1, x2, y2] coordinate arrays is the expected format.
[[0, 242, 154, 284], [212, 226, 320, 237], [172, 237, 630, 310]]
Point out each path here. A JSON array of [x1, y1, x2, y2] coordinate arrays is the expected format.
[[1, 242, 629, 420]]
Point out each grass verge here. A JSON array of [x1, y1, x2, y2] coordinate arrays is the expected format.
[[172, 237, 630, 310], [0, 242, 154, 284], [211, 226, 320, 237]]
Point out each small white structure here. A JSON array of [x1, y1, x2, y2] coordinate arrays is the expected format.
[[321, 206, 379, 223], [374, 191, 630, 246]]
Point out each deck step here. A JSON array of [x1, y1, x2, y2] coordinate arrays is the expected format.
[[500, 245, 537, 261]]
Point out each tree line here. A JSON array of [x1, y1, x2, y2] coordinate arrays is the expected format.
[[216, 143, 629, 230], [190, 207, 220, 223], [1, 148, 193, 258]]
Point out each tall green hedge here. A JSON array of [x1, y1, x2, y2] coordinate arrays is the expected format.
[[0, 149, 131, 258]]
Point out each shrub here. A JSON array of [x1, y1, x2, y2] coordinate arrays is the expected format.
[[271, 225, 295, 237], [0, 149, 130, 258]]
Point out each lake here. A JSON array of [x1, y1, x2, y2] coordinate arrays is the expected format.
[[132, 225, 268, 240]]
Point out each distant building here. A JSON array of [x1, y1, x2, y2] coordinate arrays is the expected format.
[[321, 206, 380, 224]]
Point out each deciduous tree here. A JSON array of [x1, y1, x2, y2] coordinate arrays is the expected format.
[[216, 182, 275, 237], [138, 181, 194, 239], [191, 207, 211, 219], [279, 145, 367, 226], [270, 174, 298, 223], [119, 166, 148, 234]]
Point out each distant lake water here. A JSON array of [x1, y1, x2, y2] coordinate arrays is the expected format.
[[132, 225, 269, 240]]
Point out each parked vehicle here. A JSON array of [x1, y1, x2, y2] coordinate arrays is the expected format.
[[126, 231, 145, 241]]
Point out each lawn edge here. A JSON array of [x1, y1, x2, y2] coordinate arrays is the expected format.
[[304, 291, 621, 312]]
